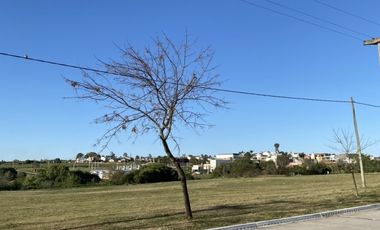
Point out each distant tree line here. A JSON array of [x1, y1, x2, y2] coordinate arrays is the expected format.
[[0, 163, 190, 191], [212, 153, 380, 178], [0, 165, 100, 191]]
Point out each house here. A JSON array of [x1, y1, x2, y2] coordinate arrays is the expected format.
[[336, 154, 355, 163], [206, 153, 240, 172], [314, 153, 336, 162], [215, 153, 239, 160], [191, 163, 211, 174], [75, 158, 84, 163], [253, 151, 277, 163]]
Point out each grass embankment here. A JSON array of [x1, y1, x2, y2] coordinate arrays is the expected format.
[[1, 174, 380, 229]]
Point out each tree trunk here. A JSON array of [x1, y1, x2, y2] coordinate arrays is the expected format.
[[161, 138, 193, 219], [351, 171, 359, 197]]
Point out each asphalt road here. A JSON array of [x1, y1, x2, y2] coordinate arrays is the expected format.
[[263, 209, 380, 230]]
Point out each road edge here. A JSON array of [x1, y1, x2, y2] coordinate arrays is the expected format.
[[208, 203, 380, 230]]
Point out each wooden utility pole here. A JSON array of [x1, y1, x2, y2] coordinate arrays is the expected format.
[[364, 37, 380, 62], [350, 97, 366, 188]]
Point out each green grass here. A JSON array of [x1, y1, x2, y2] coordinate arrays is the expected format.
[[1, 174, 380, 230]]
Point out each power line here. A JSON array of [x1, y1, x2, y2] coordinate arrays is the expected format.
[[314, 0, 380, 28], [239, 0, 363, 41], [0, 51, 379, 108], [203, 86, 350, 104], [0, 52, 110, 75], [263, 0, 373, 38]]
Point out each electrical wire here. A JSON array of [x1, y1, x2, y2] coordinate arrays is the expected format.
[[239, 0, 363, 41], [1, 51, 379, 108], [0, 52, 110, 75], [263, 0, 373, 38], [314, 0, 380, 28]]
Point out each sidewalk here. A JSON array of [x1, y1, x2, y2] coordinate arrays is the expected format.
[[265, 209, 380, 230], [209, 204, 380, 230]]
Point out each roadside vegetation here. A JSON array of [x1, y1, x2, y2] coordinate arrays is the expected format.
[[212, 153, 380, 178], [2, 153, 380, 191], [0, 163, 184, 190], [108, 163, 180, 185]]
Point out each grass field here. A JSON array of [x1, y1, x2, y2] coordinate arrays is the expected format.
[[1, 174, 380, 230]]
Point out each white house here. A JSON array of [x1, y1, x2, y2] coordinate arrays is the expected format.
[[210, 159, 232, 172], [215, 153, 239, 160], [191, 163, 211, 174], [253, 151, 277, 162]]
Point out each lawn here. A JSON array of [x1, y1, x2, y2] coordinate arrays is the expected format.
[[1, 174, 380, 230]]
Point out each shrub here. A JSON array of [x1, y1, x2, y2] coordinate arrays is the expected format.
[[69, 170, 100, 186], [109, 170, 129, 185], [0, 179, 21, 190], [213, 159, 260, 177], [108, 164, 178, 185], [259, 161, 277, 175], [0, 168, 17, 181], [23, 165, 100, 189], [134, 163, 178, 184], [0, 168, 22, 191]]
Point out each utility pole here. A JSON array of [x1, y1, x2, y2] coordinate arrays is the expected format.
[[364, 37, 380, 62], [350, 97, 366, 188]]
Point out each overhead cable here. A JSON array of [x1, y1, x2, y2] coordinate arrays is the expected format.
[[0, 51, 379, 108], [239, 0, 363, 41], [314, 0, 380, 28], [264, 0, 373, 38]]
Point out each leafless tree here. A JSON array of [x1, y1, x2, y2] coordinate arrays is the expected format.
[[328, 128, 378, 196], [65, 34, 226, 219], [328, 128, 377, 156]]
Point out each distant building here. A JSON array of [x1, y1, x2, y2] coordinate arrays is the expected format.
[[314, 153, 336, 162], [215, 153, 239, 160], [210, 159, 231, 172], [252, 151, 277, 163], [191, 163, 211, 174]]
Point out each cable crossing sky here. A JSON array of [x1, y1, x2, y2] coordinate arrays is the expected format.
[[0, 52, 380, 108], [239, 0, 367, 41], [0, 51, 380, 108]]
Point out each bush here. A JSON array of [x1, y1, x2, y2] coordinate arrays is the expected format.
[[108, 164, 178, 185], [0, 168, 18, 180], [0, 179, 21, 190], [259, 161, 277, 175], [69, 170, 100, 185], [109, 170, 129, 185], [289, 161, 332, 175], [0, 168, 22, 191], [134, 163, 178, 184], [213, 159, 261, 177], [23, 165, 100, 189]]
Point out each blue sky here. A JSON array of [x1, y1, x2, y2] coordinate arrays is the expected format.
[[1, 0, 380, 160]]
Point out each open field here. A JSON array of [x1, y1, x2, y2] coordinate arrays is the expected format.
[[1, 174, 380, 230]]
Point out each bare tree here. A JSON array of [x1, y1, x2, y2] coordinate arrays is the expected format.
[[328, 128, 378, 196], [66, 34, 226, 219], [328, 128, 377, 157]]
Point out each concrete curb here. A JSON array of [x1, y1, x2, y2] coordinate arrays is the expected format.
[[208, 203, 380, 230]]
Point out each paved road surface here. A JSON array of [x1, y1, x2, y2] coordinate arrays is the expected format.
[[264, 209, 380, 230]]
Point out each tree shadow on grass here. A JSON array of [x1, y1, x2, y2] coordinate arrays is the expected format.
[[60, 201, 304, 230]]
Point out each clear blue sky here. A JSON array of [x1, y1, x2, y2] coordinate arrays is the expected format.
[[1, 0, 380, 160]]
